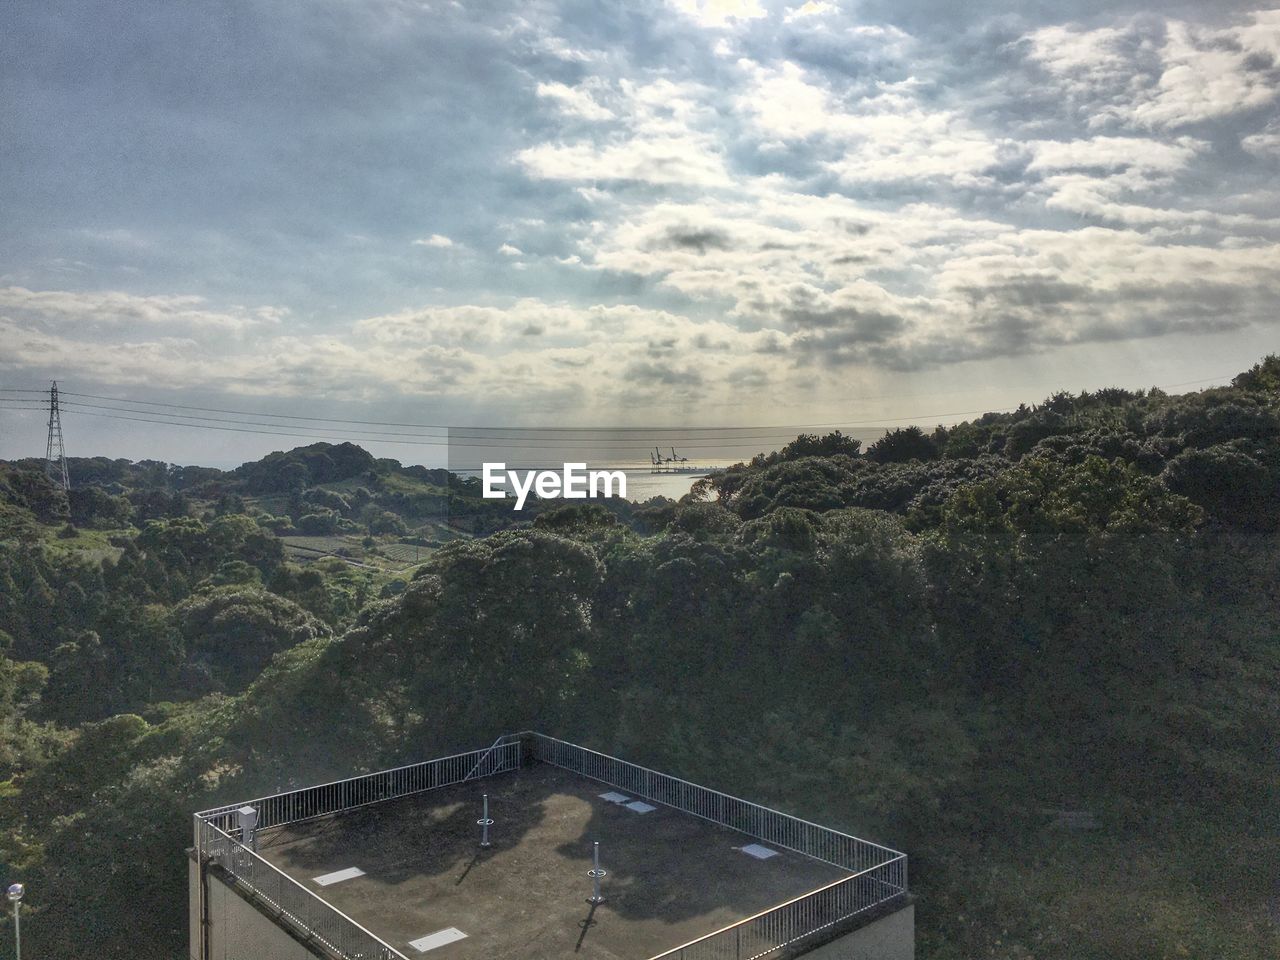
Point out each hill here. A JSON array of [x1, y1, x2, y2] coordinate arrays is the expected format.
[[1, 356, 1278, 958]]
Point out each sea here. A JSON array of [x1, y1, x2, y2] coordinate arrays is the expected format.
[[616, 469, 720, 502], [452, 464, 725, 503], [448, 427, 894, 503]]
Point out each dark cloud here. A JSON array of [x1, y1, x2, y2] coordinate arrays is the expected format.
[[647, 336, 679, 354], [753, 333, 788, 355], [2, 0, 1278, 451], [658, 226, 735, 254], [958, 278, 1093, 308], [691, 332, 731, 351], [624, 360, 703, 386], [782, 306, 906, 340]]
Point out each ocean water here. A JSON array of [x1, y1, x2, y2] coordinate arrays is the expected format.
[[620, 469, 718, 502], [446, 426, 894, 505], [453, 465, 724, 503]]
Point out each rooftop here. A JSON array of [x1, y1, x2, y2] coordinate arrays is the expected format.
[[257, 763, 847, 959], [194, 733, 908, 960]]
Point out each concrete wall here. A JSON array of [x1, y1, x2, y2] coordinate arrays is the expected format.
[[188, 848, 911, 960], [190, 854, 323, 960], [189, 855, 201, 960], [802, 903, 915, 960]]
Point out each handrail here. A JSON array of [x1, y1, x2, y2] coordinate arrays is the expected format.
[[518, 732, 908, 960], [519, 731, 906, 865], [647, 856, 905, 960], [197, 819, 409, 960], [196, 742, 521, 820], [194, 740, 524, 960], [463, 732, 513, 782], [194, 732, 908, 960]]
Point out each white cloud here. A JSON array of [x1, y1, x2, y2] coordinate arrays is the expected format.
[[1025, 11, 1280, 130], [1242, 124, 1280, 159], [9, 2, 1280, 423], [0, 286, 278, 334], [737, 60, 848, 140], [668, 0, 767, 29], [785, 1, 834, 22], [1025, 136, 1206, 175], [737, 63, 1007, 187], [518, 140, 731, 186], [566, 164, 1280, 371], [533, 36, 601, 63], [517, 78, 732, 187], [1019, 136, 1280, 230], [535, 81, 615, 121]]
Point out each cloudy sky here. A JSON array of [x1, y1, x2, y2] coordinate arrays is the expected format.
[[2, 0, 1278, 465]]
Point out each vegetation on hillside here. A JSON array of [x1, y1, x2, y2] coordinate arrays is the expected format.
[[1, 355, 1278, 958]]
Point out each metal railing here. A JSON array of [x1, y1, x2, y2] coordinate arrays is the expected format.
[[196, 816, 407, 960], [196, 740, 522, 835], [193, 733, 907, 960], [519, 732, 908, 960], [194, 740, 522, 960], [648, 857, 907, 960]]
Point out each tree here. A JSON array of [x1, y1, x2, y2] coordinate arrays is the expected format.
[[1232, 354, 1280, 393], [533, 502, 618, 531], [867, 426, 939, 463], [173, 588, 331, 693], [297, 510, 339, 535], [68, 486, 132, 527], [1162, 442, 1277, 530], [778, 430, 862, 460]]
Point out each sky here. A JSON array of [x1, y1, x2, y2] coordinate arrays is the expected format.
[[1, 0, 1278, 467]]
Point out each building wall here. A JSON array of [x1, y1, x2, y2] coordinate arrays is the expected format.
[[189, 855, 201, 960], [190, 854, 323, 960], [802, 903, 914, 960], [188, 849, 912, 960]]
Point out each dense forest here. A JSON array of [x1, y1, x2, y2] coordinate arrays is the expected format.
[[1, 356, 1278, 959]]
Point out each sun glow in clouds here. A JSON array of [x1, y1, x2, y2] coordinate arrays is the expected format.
[[3, 2, 1279, 464]]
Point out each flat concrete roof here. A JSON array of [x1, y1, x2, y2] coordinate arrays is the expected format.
[[254, 763, 850, 959]]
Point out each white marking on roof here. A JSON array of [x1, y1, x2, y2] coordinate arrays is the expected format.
[[313, 867, 365, 886], [626, 800, 657, 814], [741, 844, 779, 860], [410, 928, 468, 952], [599, 791, 631, 804]]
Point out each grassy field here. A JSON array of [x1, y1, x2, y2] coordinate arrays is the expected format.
[[37, 524, 131, 564]]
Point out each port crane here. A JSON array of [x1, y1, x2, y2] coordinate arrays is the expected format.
[[648, 445, 718, 475]]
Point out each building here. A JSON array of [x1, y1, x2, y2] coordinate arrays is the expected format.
[[190, 732, 913, 960]]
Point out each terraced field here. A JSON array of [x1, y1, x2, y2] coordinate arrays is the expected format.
[[279, 534, 362, 559], [379, 542, 432, 564]]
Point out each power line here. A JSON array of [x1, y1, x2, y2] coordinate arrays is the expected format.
[[48, 372, 1236, 433], [42, 409, 451, 447], [5, 395, 1018, 445], [44, 398, 1007, 444], [0, 370, 1238, 456], [40, 408, 874, 452], [57, 390, 754, 431]]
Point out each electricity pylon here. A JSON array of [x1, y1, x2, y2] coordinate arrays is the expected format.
[[45, 381, 69, 491]]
